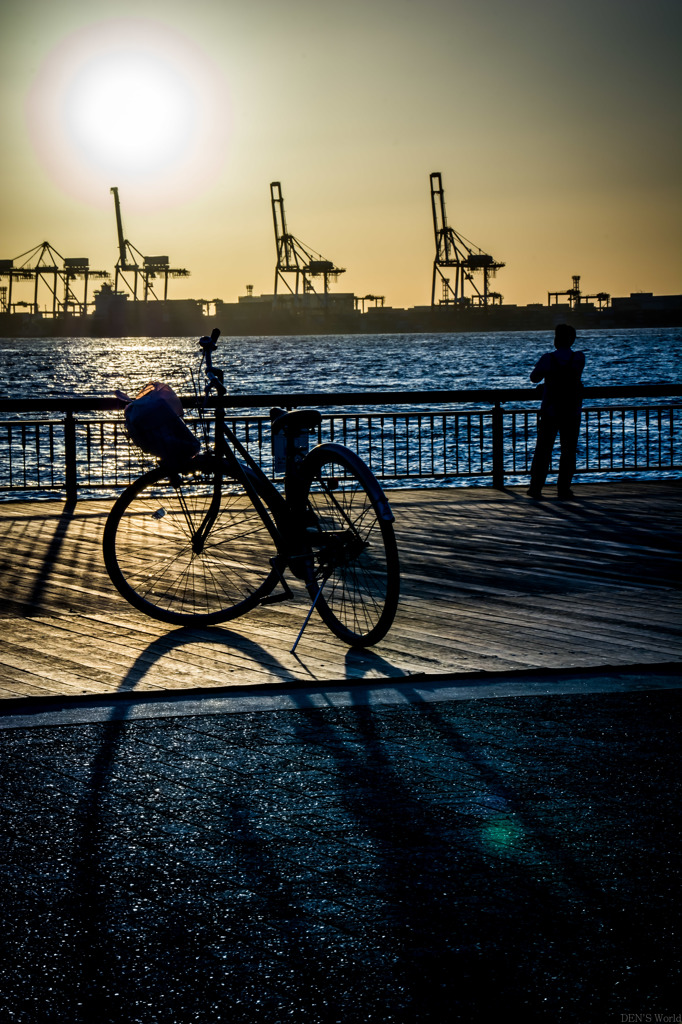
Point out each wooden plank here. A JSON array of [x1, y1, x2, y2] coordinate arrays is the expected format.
[[0, 482, 680, 701]]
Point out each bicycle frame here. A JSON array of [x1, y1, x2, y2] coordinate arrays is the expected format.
[[196, 333, 304, 568]]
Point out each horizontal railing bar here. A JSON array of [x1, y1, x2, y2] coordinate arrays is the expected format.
[[0, 383, 680, 414], [0, 418, 68, 427], [2, 400, 681, 429]]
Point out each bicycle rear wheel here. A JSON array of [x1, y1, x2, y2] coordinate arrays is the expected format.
[[103, 455, 280, 625], [300, 444, 400, 647]]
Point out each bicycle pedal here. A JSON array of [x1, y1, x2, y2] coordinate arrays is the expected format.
[[260, 591, 294, 605]]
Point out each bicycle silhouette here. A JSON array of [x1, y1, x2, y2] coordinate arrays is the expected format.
[[103, 329, 400, 649]]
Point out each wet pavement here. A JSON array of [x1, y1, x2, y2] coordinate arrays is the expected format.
[[0, 671, 680, 1023]]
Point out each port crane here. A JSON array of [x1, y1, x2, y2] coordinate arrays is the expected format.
[[0, 242, 108, 316], [110, 187, 189, 301], [354, 294, 385, 313], [548, 275, 609, 309], [429, 171, 504, 307], [270, 182, 345, 296]]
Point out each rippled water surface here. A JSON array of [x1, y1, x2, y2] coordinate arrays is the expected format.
[[0, 328, 680, 401]]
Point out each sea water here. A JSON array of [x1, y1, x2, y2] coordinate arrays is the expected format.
[[0, 327, 680, 402], [0, 327, 679, 495]]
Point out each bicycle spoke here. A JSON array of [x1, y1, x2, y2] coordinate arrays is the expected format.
[[103, 456, 280, 625], [301, 446, 399, 646]]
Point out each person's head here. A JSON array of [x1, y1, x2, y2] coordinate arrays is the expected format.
[[554, 323, 576, 349]]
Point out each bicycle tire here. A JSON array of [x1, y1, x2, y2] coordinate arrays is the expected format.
[[300, 444, 400, 647], [103, 455, 280, 626]]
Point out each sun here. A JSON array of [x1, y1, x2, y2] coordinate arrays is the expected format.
[[64, 51, 197, 176], [26, 19, 229, 209]]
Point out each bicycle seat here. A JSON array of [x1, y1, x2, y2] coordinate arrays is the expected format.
[[270, 408, 322, 435]]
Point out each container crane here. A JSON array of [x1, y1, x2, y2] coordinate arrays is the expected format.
[[62, 257, 109, 315], [430, 171, 504, 307], [110, 186, 189, 301], [0, 242, 108, 316], [354, 294, 385, 313], [270, 181, 345, 296], [548, 275, 609, 309], [0, 252, 40, 316]]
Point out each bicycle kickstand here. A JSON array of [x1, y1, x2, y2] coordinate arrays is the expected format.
[[290, 575, 329, 655]]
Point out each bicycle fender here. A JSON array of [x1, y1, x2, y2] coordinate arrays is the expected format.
[[375, 496, 395, 523]]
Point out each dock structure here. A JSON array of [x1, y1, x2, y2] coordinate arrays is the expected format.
[[0, 481, 680, 703]]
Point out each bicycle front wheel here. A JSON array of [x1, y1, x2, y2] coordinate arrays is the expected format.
[[300, 444, 400, 647], [103, 455, 280, 626]]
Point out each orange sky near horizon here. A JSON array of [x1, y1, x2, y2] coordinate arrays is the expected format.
[[1, 0, 680, 312]]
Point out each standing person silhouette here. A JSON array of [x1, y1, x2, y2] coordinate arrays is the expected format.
[[527, 323, 585, 500]]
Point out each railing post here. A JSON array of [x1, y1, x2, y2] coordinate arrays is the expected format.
[[492, 400, 505, 489], [64, 409, 78, 502]]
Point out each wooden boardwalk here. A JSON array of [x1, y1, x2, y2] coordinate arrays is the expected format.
[[0, 481, 680, 703]]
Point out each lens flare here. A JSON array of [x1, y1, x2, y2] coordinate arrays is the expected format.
[[483, 816, 524, 853], [26, 19, 229, 209]]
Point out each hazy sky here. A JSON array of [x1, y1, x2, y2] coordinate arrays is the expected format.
[[1, 0, 680, 309]]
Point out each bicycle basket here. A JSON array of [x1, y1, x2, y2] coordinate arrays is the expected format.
[[123, 381, 201, 468]]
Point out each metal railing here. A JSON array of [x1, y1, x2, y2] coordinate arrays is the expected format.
[[0, 385, 680, 500]]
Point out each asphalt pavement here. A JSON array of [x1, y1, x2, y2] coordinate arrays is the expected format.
[[0, 668, 680, 1024]]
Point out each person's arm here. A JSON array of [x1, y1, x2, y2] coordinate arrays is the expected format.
[[530, 353, 550, 383]]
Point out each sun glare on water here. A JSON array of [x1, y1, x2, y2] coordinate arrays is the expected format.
[[27, 19, 229, 209]]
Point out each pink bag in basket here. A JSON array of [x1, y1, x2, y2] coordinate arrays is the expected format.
[[122, 382, 200, 468]]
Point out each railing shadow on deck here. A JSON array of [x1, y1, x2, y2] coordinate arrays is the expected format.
[[25, 498, 76, 612]]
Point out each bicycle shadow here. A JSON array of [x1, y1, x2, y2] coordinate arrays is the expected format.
[[58, 619, 662, 1020], [344, 645, 409, 681], [296, 677, 643, 1017], [64, 622, 296, 1019], [111, 621, 412, 699], [113, 622, 298, 695]]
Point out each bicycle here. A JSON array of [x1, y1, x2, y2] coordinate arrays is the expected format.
[[102, 329, 400, 649]]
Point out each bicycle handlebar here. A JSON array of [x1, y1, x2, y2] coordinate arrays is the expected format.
[[199, 327, 221, 360], [199, 327, 225, 396]]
